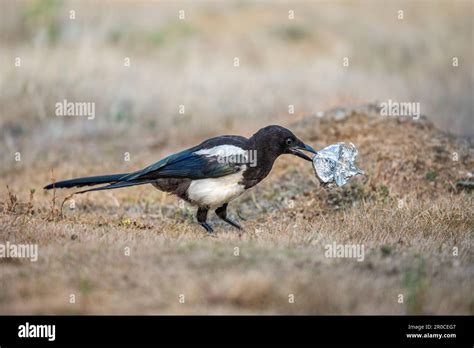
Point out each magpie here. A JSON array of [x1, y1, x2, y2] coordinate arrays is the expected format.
[[44, 125, 317, 233]]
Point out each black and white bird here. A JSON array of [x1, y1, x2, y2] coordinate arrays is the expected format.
[[44, 125, 317, 233]]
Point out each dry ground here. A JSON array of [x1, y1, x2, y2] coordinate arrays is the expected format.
[[1, 106, 473, 314]]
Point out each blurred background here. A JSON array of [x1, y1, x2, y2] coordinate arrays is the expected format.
[[0, 0, 472, 175]]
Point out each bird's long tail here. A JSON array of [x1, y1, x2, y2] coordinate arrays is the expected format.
[[44, 173, 130, 191], [44, 170, 158, 194]]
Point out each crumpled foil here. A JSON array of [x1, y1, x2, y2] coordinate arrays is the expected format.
[[312, 142, 364, 187]]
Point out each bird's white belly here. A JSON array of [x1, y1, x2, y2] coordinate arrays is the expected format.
[[187, 172, 245, 208]]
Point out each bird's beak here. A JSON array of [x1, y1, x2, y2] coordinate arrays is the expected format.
[[289, 143, 317, 161]]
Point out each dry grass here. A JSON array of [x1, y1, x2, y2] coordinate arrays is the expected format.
[[0, 192, 472, 314]]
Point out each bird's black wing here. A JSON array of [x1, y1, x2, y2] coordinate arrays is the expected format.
[[77, 136, 248, 193]]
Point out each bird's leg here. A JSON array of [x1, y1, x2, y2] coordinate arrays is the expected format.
[[215, 203, 242, 230], [197, 207, 213, 233]]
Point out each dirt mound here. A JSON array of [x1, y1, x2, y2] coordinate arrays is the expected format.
[[291, 103, 473, 197]]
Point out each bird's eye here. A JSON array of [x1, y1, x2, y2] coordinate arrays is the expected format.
[[285, 138, 293, 146]]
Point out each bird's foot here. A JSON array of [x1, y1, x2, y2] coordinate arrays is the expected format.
[[215, 204, 243, 232], [222, 218, 242, 230], [200, 222, 214, 233]]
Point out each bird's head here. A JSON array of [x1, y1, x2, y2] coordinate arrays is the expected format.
[[250, 125, 317, 161]]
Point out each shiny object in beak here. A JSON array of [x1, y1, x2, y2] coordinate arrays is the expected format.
[[312, 142, 364, 187]]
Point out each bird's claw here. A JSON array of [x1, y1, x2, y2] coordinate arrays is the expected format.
[[200, 222, 214, 233]]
